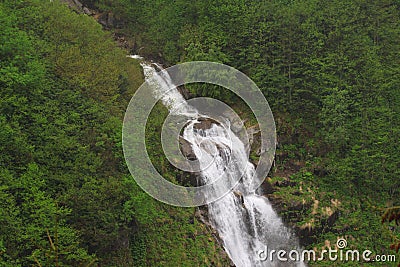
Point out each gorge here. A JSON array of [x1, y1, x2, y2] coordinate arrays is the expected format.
[[136, 58, 306, 267]]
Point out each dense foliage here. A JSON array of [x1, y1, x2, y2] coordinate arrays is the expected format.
[[2, 0, 399, 266], [0, 1, 230, 266], [83, 0, 400, 265], [0, 1, 140, 265]]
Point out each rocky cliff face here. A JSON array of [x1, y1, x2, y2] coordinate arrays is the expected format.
[[60, 0, 89, 14], [60, 0, 135, 51], [60, 0, 339, 256], [59, 1, 235, 265]]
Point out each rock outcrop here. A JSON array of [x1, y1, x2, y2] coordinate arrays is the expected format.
[[179, 136, 196, 161], [193, 117, 220, 131], [60, 0, 84, 13]]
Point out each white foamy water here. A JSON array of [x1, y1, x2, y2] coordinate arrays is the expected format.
[[132, 56, 306, 267]]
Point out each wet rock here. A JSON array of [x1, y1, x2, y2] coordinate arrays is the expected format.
[[193, 117, 220, 131], [177, 86, 191, 100], [177, 136, 201, 186], [179, 136, 196, 160], [233, 191, 244, 206]]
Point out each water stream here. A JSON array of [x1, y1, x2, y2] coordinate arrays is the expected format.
[[133, 57, 306, 267]]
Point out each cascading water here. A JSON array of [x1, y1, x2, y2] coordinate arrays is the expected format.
[[133, 56, 306, 267]]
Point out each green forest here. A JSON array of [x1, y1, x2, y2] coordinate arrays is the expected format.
[[1, 0, 399, 266]]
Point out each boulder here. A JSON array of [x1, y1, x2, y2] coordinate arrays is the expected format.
[[193, 117, 219, 131], [233, 191, 245, 208], [179, 136, 196, 160], [97, 13, 108, 27], [72, 0, 82, 9], [177, 86, 191, 100], [97, 12, 117, 28], [83, 7, 92, 15], [60, 0, 84, 13]]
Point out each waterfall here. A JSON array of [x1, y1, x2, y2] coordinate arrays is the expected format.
[[133, 57, 306, 267]]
